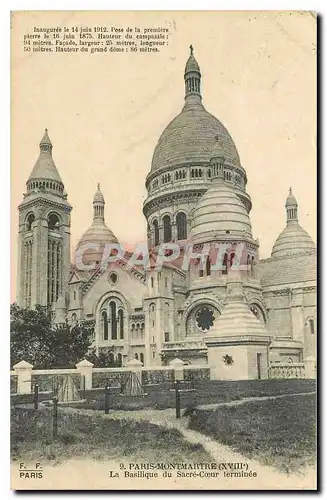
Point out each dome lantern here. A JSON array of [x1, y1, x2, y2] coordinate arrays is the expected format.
[[285, 187, 298, 224], [39, 128, 53, 154], [93, 183, 105, 222], [184, 45, 202, 107]]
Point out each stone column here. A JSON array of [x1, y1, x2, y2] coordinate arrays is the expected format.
[[169, 358, 185, 381], [144, 306, 151, 367], [76, 359, 94, 390], [13, 360, 33, 394]]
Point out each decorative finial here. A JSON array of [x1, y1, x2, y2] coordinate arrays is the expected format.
[[289, 187, 292, 194], [97, 182, 100, 190], [189, 44, 194, 56], [45, 128, 48, 133]]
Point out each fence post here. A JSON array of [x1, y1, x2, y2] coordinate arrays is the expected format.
[[80, 375, 86, 399], [169, 358, 185, 384], [104, 383, 110, 414], [175, 380, 181, 419], [76, 359, 94, 391], [13, 360, 33, 395], [34, 384, 39, 410], [125, 359, 143, 385], [52, 397, 58, 439]]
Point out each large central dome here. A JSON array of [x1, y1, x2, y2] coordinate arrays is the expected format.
[[151, 106, 241, 173]]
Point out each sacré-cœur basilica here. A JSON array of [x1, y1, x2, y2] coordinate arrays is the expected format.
[[16, 48, 316, 380]]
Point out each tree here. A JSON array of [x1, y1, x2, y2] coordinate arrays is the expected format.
[[10, 303, 93, 369], [86, 347, 122, 368]]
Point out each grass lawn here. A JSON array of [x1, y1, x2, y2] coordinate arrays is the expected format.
[[55, 379, 316, 412], [187, 393, 316, 474], [11, 407, 210, 465]]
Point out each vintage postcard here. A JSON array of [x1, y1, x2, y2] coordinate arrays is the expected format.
[[10, 10, 317, 490]]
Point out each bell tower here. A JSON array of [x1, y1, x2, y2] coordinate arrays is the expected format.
[[17, 130, 72, 309]]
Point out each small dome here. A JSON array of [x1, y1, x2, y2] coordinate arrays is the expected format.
[[271, 223, 315, 258], [190, 181, 252, 243], [93, 183, 105, 203], [76, 222, 119, 267], [185, 53, 200, 74]]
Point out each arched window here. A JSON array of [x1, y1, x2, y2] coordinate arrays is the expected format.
[[164, 302, 170, 332], [26, 213, 35, 231], [198, 258, 204, 278], [309, 319, 315, 335], [176, 212, 187, 240], [153, 219, 159, 246], [135, 353, 139, 360], [47, 238, 62, 305], [73, 291, 76, 301], [151, 277, 154, 288], [118, 309, 124, 339], [163, 215, 172, 243], [206, 256, 211, 276], [72, 313, 77, 323], [48, 213, 60, 231], [108, 352, 114, 366], [102, 311, 108, 340], [247, 255, 251, 276], [222, 253, 228, 275], [251, 256, 255, 277], [140, 353, 144, 365], [250, 306, 259, 319], [116, 353, 122, 367], [109, 301, 117, 340]]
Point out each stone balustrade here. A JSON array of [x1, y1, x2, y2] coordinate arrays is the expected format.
[[162, 340, 206, 350], [269, 363, 306, 379]]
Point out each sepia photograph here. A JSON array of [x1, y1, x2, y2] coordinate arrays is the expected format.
[[10, 10, 317, 491]]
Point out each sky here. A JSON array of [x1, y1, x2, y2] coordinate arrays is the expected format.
[[11, 10, 316, 303]]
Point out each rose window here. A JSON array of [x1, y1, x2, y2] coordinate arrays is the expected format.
[[195, 307, 215, 332]]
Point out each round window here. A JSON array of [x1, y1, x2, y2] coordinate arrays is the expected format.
[[195, 307, 215, 333], [108, 272, 118, 285]]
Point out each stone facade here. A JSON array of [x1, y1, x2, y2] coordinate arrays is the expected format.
[[16, 49, 316, 379]]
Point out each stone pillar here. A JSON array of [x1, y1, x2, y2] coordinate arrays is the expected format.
[[144, 306, 151, 367], [13, 360, 33, 394], [304, 355, 316, 379], [169, 358, 185, 381], [126, 359, 143, 384], [76, 359, 94, 390]]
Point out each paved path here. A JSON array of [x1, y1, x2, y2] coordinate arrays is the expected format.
[[59, 391, 316, 489]]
